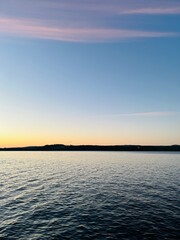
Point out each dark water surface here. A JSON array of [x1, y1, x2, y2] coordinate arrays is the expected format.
[[0, 152, 179, 240]]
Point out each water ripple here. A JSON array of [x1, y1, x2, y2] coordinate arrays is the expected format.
[[0, 152, 179, 240]]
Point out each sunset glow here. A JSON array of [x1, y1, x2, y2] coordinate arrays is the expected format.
[[0, 0, 180, 147]]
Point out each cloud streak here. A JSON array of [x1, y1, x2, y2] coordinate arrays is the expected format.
[[2, 0, 180, 16], [3, 0, 179, 15], [123, 7, 180, 15], [0, 17, 177, 42], [0, 1, 179, 42], [37, 1, 180, 15], [96, 112, 178, 118]]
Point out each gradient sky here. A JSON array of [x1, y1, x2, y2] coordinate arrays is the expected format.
[[0, 0, 180, 147]]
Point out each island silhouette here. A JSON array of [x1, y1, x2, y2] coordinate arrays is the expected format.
[[0, 144, 180, 151]]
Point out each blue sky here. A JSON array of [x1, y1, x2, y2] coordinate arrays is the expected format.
[[0, 0, 180, 146]]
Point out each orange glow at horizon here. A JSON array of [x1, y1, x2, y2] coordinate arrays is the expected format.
[[1, 131, 178, 148]]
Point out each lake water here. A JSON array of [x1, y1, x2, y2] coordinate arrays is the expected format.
[[0, 152, 179, 240]]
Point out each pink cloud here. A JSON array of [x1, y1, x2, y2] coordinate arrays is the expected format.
[[0, 1, 179, 43], [1, 1, 180, 19], [0, 17, 177, 42], [123, 7, 180, 15]]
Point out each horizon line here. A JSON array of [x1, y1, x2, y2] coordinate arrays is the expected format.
[[1, 143, 180, 148]]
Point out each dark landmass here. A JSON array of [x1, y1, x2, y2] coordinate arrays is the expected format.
[[0, 144, 180, 151]]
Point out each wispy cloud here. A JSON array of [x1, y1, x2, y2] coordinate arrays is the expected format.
[[2, 0, 179, 16], [37, 1, 180, 15], [115, 112, 176, 117], [0, 17, 177, 42], [0, 0, 179, 42], [123, 7, 180, 15], [95, 111, 178, 118]]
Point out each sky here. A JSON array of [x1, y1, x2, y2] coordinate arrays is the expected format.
[[0, 0, 180, 147]]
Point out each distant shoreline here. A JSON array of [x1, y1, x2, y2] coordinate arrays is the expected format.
[[0, 144, 180, 151]]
